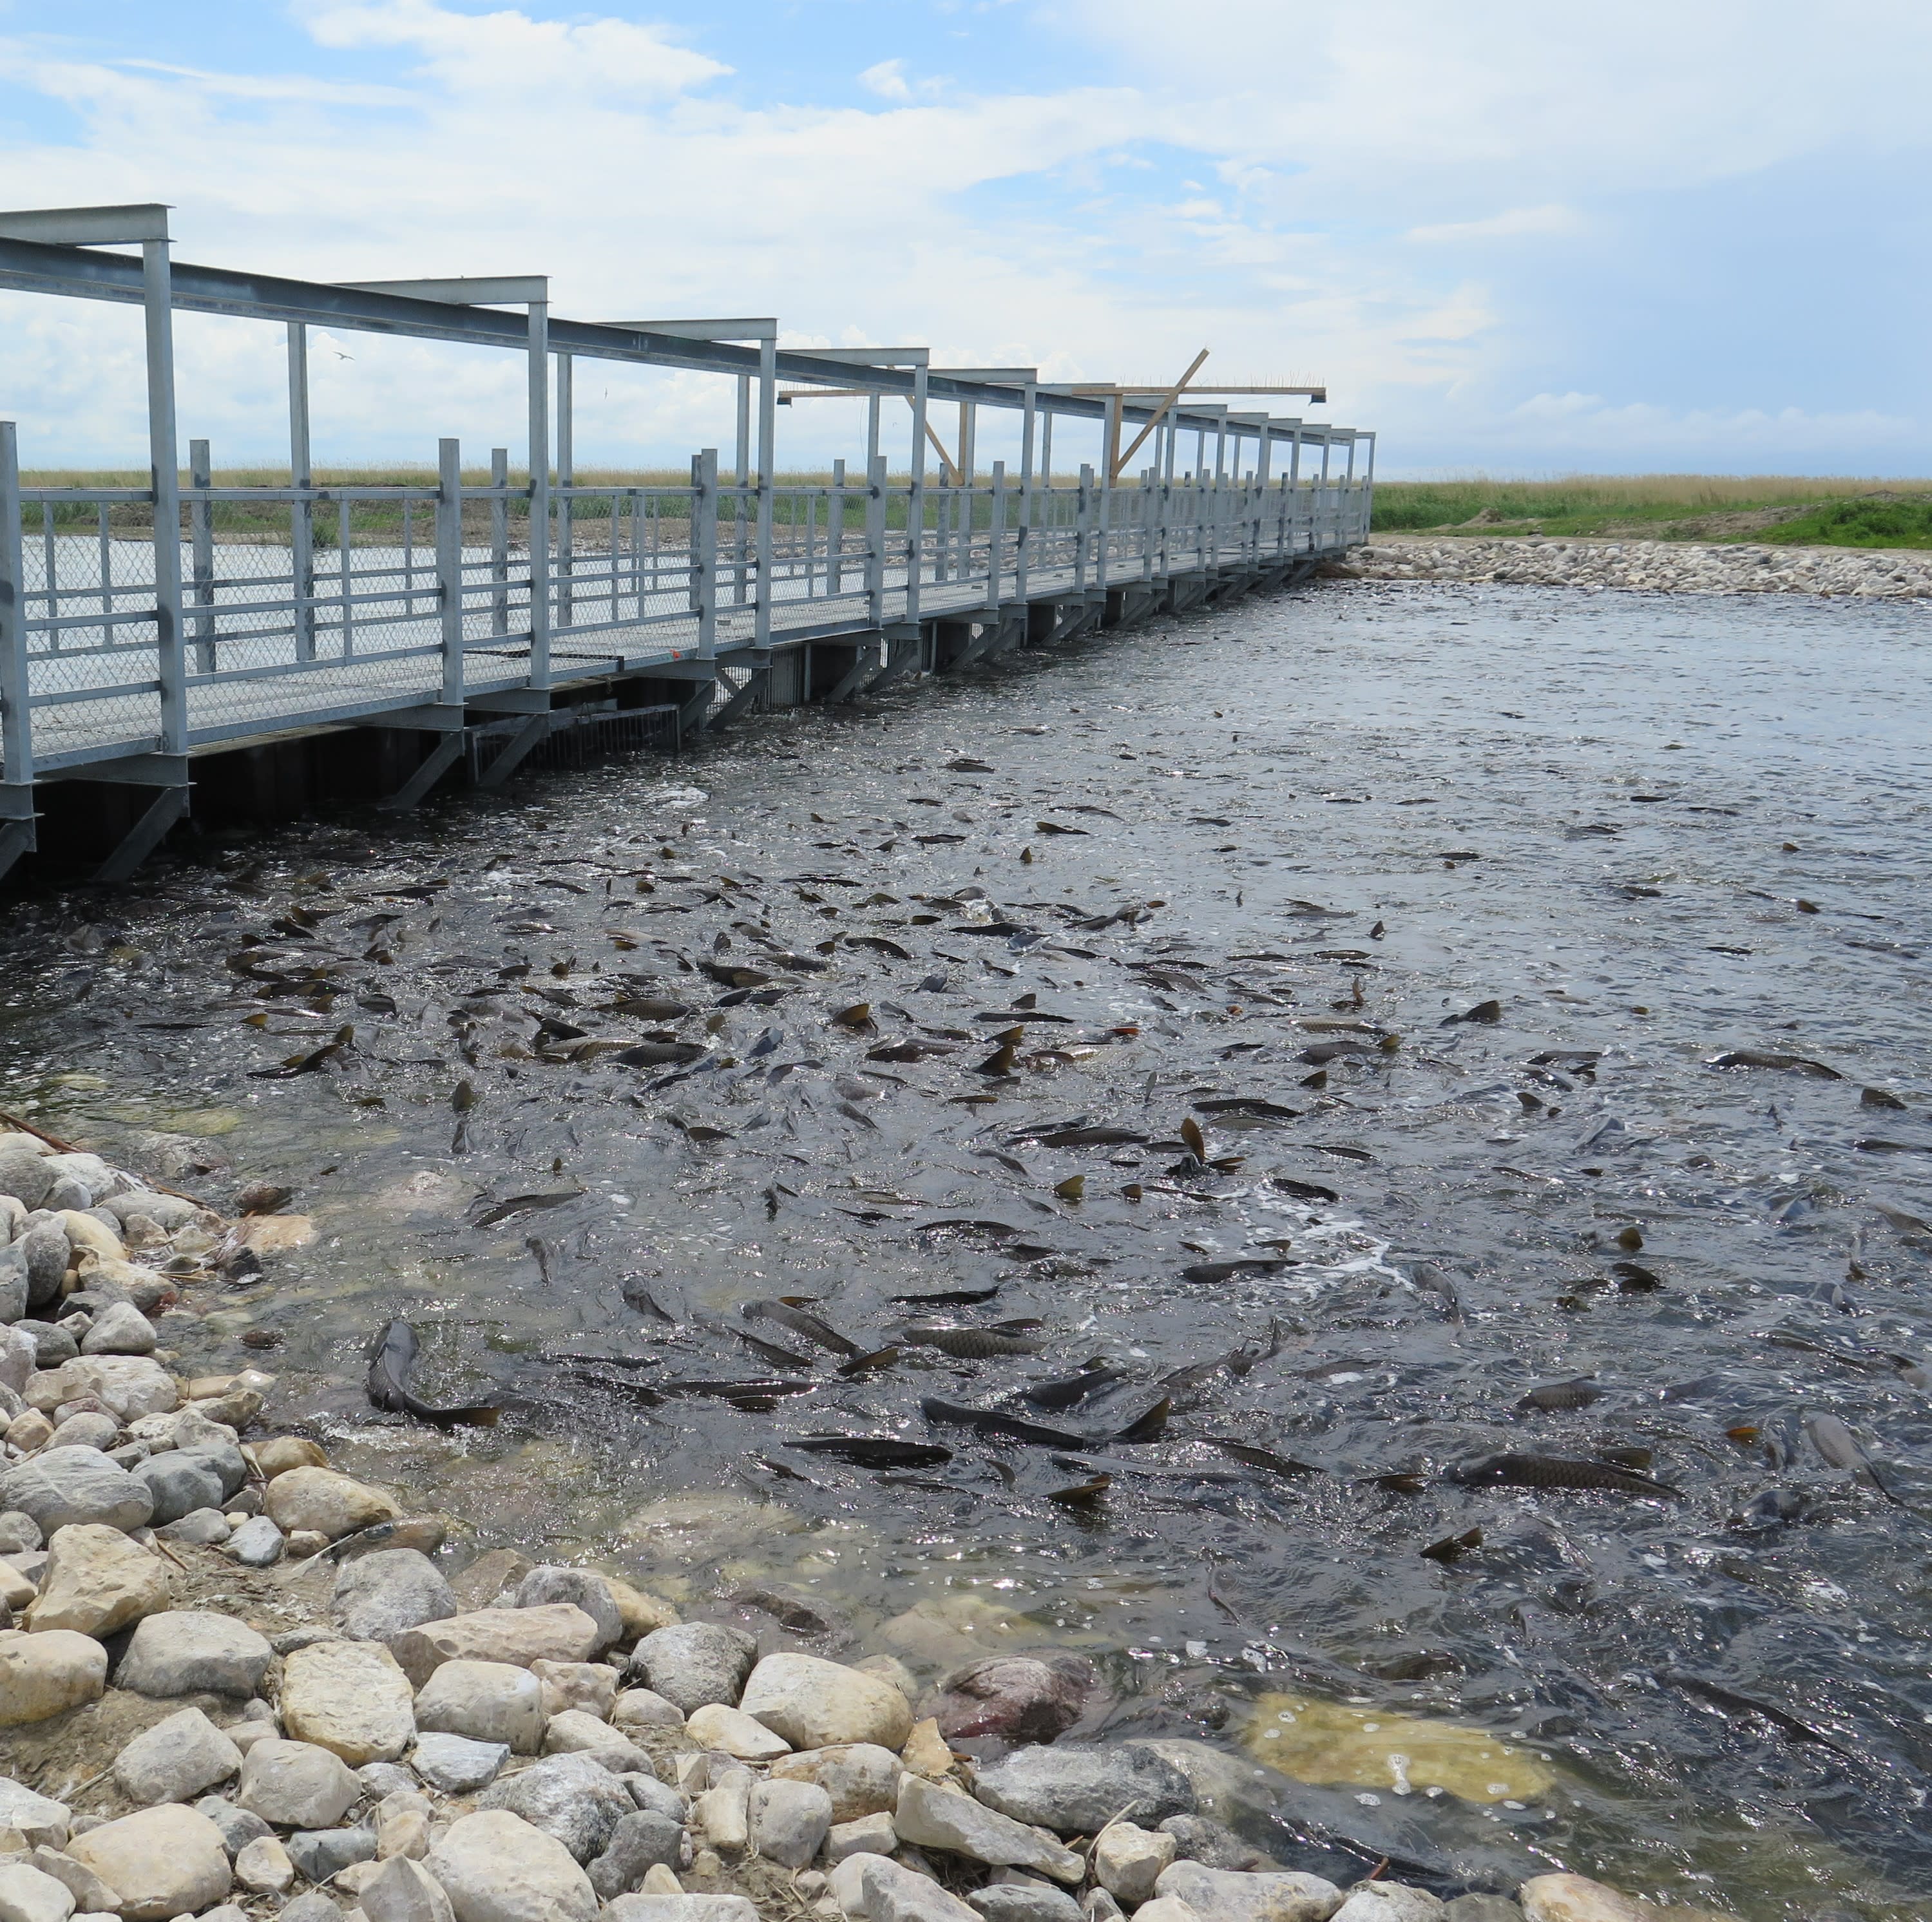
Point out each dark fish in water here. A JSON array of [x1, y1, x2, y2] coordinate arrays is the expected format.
[[1422, 1527, 1483, 1563], [1451, 1452, 1683, 1498], [1024, 1364, 1127, 1410], [1365, 1471, 1430, 1494], [1804, 1413, 1906, 1504], [1194, 1098, 1301, 1121], [1663, 1670, 1855, 1757], [1272, 1176, 1340, 1203], [472, 1188, 585, 1228], [622, 1278, 676, 1322], [921, 1398, 1091, 1449], [1406, 1261, 1464, 1321], [901, 1326, 1046, 1358], [1035, 1126, 1149, 1147], [745, 1298, 863, 1359], [1515, 1377, 1608, 1414], [787, 1436, 954, 1469], [603, 996, 694, 1020], [1710, 1050, 1843, 1080], [837, 1346, 901, 1377], [366, 1321, 499, 1427], [1201, 1436, 1323, 1478], [616, 1040, 707, 1067], [1114, 1398, 1171, 1443], [1047, 1473, 1110, 1506], [1734, 1487, 1805, 1530], [731, 1327, 816, 1372], [1861, 1087, 1908, 1110], [1440, 999, 1502, 1026], [1180, 1259, 1292, 1284], [891, 1284, 1002, 1307]]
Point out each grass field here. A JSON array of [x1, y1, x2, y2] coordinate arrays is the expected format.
[[1368, 475, 1932, 548]]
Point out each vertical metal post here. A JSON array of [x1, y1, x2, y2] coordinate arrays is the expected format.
[[0, 422, 31, 797], [526, 299, 551, 690], [754, 338, 776, 647], [1361, 432, 1377, 541], [287, 323, 314, 662], [187, 437, 215, 672], [1075, 462, 1093, 592], [435, 437, 464, 706], [1161, 414, 1178, 580], [490, 447, 509, 634], [954, 402, 977, 586], [865, 452, 887, 628], [906, 365, 928, 622], [143, 238, 186, 754], [986, 460, 1006, 611], [1095, 441, 1111, 593], [1253, 430, 1272, 571], [1040, 408, 1053, 493], [828, 458, 846, 598], [733, 375, 751, 607], [1319, 438, 1332, 552], [1015, 379, 1035, 605], [555, 350, 573, 628], [693, 447, 718, 661]]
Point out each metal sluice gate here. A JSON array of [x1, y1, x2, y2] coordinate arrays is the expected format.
[[0, 204, 1375, 884]]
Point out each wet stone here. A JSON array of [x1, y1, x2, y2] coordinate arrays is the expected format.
[[512, 1563, 624, 1650], [929, 1657, 1095, 1745]]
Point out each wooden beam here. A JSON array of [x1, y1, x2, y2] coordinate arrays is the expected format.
[[1111, 347, 1209, 482]]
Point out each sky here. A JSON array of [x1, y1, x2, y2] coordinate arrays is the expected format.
[[0, 0, 1927, 478]]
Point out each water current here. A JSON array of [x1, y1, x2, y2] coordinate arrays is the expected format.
[[5, 581, 1931, 1918]]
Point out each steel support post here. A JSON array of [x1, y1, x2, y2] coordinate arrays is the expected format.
[[143, 237, 186, 756], [1288, 428, 1303, 553], [906, 365, 928, 623], [865, 453, 887, 627], [556, 350, 573, 628], [526, 298, 551, 690], [1015, 380, 1035, 605], [0, 420, 35, 877], [734, 374, 752, 606], [287, 323, 315, 661], [436, 437, 464, 706], [1075, 462, 1093, 591], [754, 338, 776, 647], [986, 461, 1006, 611], [1160, 416, 1178, 580], [693, 447, 718, 661], [1362, 432, 1377, 541], [1040, 408, 1053, 492], [1319, 439, 1332, 551], [489, 447, 510, 634], [187, 437, 215, 672]]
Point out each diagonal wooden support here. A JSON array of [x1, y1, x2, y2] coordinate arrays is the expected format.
[[379, 732, 466, 812], [94, 785, 189, 886], [0, 817, 34, 886]]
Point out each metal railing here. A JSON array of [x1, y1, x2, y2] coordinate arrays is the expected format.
[[0, 417, 1371, 785]]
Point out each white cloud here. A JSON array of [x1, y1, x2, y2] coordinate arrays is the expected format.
[[1407, 205, 1582, 244], [858, 58, 912, 102]]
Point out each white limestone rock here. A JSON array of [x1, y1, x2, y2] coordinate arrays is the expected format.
[[0, 1630, 107, 1726], [264, 1468, 400, 1541], [408, 1733, 510, 1796], [738, 1652, 913, 1752], [682, 1703, 790, 1761], [770, 1742, 903, 1822], [116, 1608, 273, 1697], [828, 1852, 980, 1922], [750, 1776, 832, 1869], [334, 1549, 458, 1642], [281, 1638, 417, 1765], [423, 1809, 598, 1922], [359, 1855, 456, 1922], [111, 1706, 242, 1805], [0, 1450, 154, 1536], [1092, 1821, 1176, 1907], [1153, 1861, 1344, 1922], [236, 1738, 363, 1830], [414, 1659, 545, 1755], [0, 1863, 75, 1922], [0, 1780, 71, 1848], [63, 1805, 232, 1922], [893, 1776, 1082, 1883], [26, 1524, 171, 1638]]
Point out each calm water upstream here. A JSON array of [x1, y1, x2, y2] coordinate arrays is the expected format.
[[5, 582, 1931, 1918]]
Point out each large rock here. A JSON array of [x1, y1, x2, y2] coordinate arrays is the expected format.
[[475, 1752, 633, 1862], [37, 1356, 179, 1420], [1332, 1887, 1446, 1922], [1518, 1876, 1648, 1922], [132, 1453, 225, 1528], [738, 1652, 912, 1752], [0, 1780, 70, 1847], [972, 1742, 1195, 1832], [414, 1659, 545, 1754], [0, 1450, 154, 1536], [236, 1738, 363, 1829], [828, 1852, 979, 1922], [0, 1143, 55, 1211], [26, 1524, 172, 1637], [115, 1609, 273, 1697], [604, 1899, 759, 1921], [79, 1301, 156, 1356], [751, 1776, 833, 1869], [264, 1467, 399, 1541], [540, 1709, 656, 1773], [611, 1688, 685, 1732], [894, 1776, 1082, 1883], [112, 1706, 242, 1804], [1093, 1820, 1177, 1905], [0, 1629, 107, 1726], [28, 1842, 120, 1916], [512, 1565, 623, 1651], [335, 1549, 458, 1642], [629, 1621, 756, 1715], [425, 1809, 598, 1922], [929, 1657, 1095, 1744], [410, 1733, 510, 1795], [1153, 1861, 1344, 1922], [0, 1863, 73, 1922], [682, 1703, 790, 1760], [968, 1883, 1082, 1922], [64, 1804, 232, 1922], [770, 1742, 903, 1822], [390, 1604, 602, 1687], [531, 1658, 618, 1720], [281, 1639, 416, 1764], [361, 1854, 457, 1922], [586, 1809, 684, 1899]]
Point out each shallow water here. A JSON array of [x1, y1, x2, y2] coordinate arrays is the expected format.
[[6, 581, 1932, 1917]]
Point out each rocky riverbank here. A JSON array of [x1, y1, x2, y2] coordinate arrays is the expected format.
[[1326, 535, 1932, 599], [0, 1125, 1744, 1922]]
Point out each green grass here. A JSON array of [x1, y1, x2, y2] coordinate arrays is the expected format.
[[1369, 473, 1932, 547]]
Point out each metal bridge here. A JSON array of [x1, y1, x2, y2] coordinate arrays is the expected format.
[[0, 204, 1375, 884]]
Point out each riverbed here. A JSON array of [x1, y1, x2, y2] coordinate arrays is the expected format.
[[5, 579, 1930, 1919]]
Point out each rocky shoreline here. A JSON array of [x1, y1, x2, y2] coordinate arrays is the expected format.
[[1, 1124, 1741, 1922], [1326, 535, 1932, 599]]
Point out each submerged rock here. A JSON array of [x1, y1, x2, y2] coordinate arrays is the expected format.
[[1243, 1693, 1554, 1803], [928, 1655, 1095, 1744]]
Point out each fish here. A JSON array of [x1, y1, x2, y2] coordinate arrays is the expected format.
[[1515, 1377, 1608, 1414], [1406, 1261, 1464, 1320], [1180, 1258, 1292, 1284], [837, 1346, 901, 1377], [1733, 1487, 1804, 1530], [472, 1188, 584, 1228], [787, 1436, 953, 1469], [745, 1297, 863, 1359], [1046, 1473, 1110, 1505], [1201, 1436, 1323, 1478], [1114, 1398, 1172, 1442], [891, 1284, 1002, 1307], [920, 1398, 1091, 1448], [1193, 1098, 1301, 1121], [1804, 1413, 1905, 1504], [729, 1327, 816, 1372], [1663, 1670, 1855, 1757], [1023, 1364, 1127, 1410], [602, 997, 694, 1020], [1710, 1051, 1843, 1080], [1450, 1452, 1683, 1499], [1421, 1527, 1483, 1563], [365, 1320, 499, 1427], [901, 1327, 1047, 1358], [1440, 1000, 1503, 1026], [1272, 1176, 1340, 1203], [615, 1041, 707, 1067]]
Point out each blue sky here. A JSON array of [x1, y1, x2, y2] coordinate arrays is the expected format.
[[1, 0, 1927, 476]]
